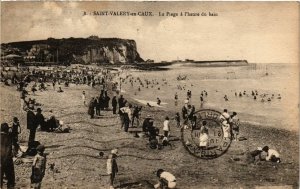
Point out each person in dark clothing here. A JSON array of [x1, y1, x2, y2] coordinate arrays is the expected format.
[[200, 95, 204, 106], [20, 89, 27, 111], [148, 126, 160, 149], [1, 123, 15, 188], [142, 115, 154, 133], [18, 81, 25, 91], [232, 147, 264, 164], [100, 90, 104, 97], [87, 75, 91, 85], [40, 82, 46, 91], [32, 84, 37, 95], [148, 125, 159, 140], [11, 117, 21, 156], [112, 96, 117, 114], [118, 95, 125, 128], [175, 112, 180, 128], [182, 105, 188, 120], [36, 108, 46, 131], [157, 98, 161, 105], [96, 97, 101, 116], [182, 104, 188, 127], [118, 95, 125, 113], [88, 98, 96, 119], [120, 104, 132, 132], [100, 93, 106, 110], [187, 105, 195, 121], [57, 87, 64, 93], [21, 89, 28, 99], [93, 97, 98, 115], [105, 94, 110, 110], [27, 107, 37, 148], [245, 147, 264, 164], [47, 116, 57, 132], [107, 149, 118, 189], [52, 80, 56, 90], [31, 145, 46, 189], [131, 106, 142, 127], [174, 92, 178, 106]]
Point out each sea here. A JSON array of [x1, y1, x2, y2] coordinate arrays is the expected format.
[[121, 63, 299, 132]]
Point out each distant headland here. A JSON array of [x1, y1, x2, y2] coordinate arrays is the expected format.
[[1, 36, 248, 67], [1, 36, 144, 65]]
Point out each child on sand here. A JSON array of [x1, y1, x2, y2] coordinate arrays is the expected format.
[[224, 95, 229, 101], [262, 146, 281, 163], [162, 117, 170, 144], [174, 93, 178, 106], [107, 149, 118, 189], [154, 169, 176, 189], [57, 87, 64, 93], [230, 112, 239, 141]]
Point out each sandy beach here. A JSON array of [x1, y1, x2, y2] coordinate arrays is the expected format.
[[0, 79, 298, 188]]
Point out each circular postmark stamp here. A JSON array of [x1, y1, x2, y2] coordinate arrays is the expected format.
[[181, 109, 232, 159]]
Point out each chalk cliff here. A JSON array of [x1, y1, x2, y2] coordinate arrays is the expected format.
[[2, 36, 144, 64]]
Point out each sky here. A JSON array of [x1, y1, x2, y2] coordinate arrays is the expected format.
[[1, 1, 299, 63]]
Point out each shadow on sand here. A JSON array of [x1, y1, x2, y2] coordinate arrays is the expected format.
[[117, 180, 155, 189]]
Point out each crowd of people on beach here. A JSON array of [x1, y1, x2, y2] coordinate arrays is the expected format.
[[0, 65, 283, 189], [1, 65, 116, 188], [1, 65, 114, 84]]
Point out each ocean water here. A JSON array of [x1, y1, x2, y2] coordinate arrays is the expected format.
[[121, 63, 299, 132]]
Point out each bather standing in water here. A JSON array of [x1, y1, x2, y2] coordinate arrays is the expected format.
[[157, 98, 161, 105]]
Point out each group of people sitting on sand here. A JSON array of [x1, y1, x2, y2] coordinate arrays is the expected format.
[[142, 115, 171, 150]]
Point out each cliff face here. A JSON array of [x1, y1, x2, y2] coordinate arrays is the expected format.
[[80, 39, 142, 64], [2, 37, 144, 64]]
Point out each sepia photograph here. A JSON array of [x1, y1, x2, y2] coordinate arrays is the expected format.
[[0, 1, 299, 189]]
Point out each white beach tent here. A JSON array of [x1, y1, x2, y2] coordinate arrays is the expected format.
[[4, 54, 22, 59]]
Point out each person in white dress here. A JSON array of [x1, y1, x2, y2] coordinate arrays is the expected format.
[[199, 126, 209, 149]]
